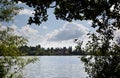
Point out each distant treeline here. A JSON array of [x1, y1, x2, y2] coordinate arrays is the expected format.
[[19, 45, 87, 55]]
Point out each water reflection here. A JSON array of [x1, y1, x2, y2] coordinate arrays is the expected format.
[[23, 56, 87, 78]]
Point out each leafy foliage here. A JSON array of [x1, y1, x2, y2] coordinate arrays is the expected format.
[[0, 28, 38, 78], [14, 0, 120, 27], [0, 1, 37, 77], [77, 3, 120, 78], [0, 0, 22, 22]]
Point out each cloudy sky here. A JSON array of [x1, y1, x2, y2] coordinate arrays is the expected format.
[[1, 2, 97, 49]]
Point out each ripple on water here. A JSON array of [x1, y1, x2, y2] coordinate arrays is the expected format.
[[23, 56, 87, 78]]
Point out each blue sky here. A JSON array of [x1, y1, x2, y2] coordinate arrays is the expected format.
[[1, 2, 102, 49]]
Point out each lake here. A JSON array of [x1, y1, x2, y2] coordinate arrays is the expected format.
[[23, 56, 87, 78]]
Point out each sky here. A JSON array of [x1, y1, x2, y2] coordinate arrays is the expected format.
[[1, 2, 119, 49]]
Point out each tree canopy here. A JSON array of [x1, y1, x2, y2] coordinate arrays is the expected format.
[[0, 0, 22, 22], [14, 0, 120, 27], [0, 1, 37, 77]]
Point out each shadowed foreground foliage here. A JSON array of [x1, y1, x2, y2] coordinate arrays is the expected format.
[[0, 1, 37, 78], [0, 28, 38, 78], [14, 0, 120, 27]]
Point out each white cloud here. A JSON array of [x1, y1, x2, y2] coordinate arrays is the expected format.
[[21, 25, 38, 34], [39, 22, 90, 49], [114, 30, 120, 40], [41, 40, 77, 49], [110, 5, 115, 12], [11, 25, 38, 36], [18, 1, 22, 4], [87, 20, 92, 25], [0, 25, 7, 31], [47, 22, 89, 41], [19, 9, 34, 16], [8, 25, 44, 46], [0, 22, 90, 48], [42, 26, 48, 30]]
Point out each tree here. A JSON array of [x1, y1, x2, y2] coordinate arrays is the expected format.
[[0, 28, 25, 77], [0, 0, 22, 22], [80, 32, 120, 78], [0, 29, 39, 78], [79, 6, 120, 78], [0, 27, 38, 78], [13, 0, 119, 26], [0, 0, 37, 78]]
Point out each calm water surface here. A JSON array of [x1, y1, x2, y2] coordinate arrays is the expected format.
[[23, 56, 87, 78]]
